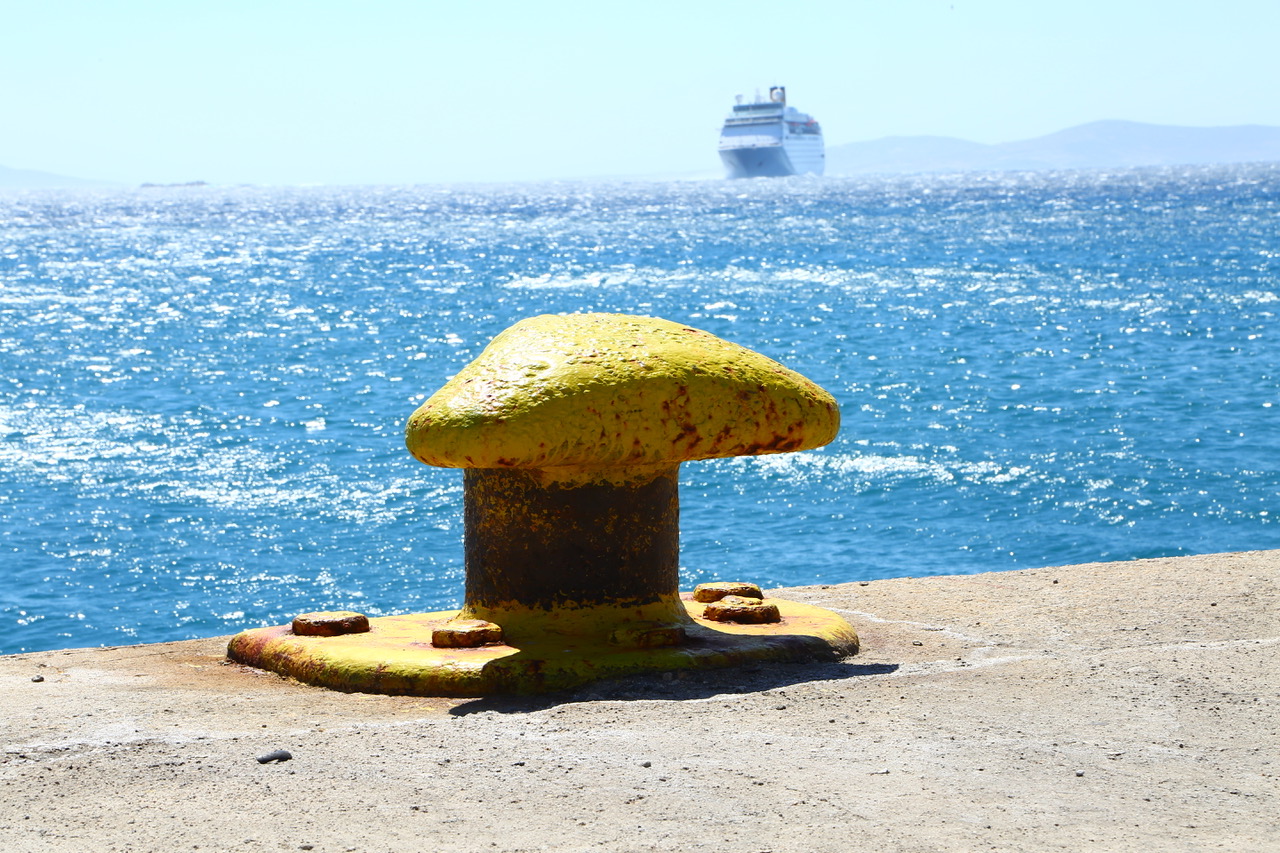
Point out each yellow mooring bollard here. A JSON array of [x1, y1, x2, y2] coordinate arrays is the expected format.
[[227, 313, 859, 695]]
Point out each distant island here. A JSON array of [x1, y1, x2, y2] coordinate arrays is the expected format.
[[826, 120, 1280, 175], [0, 164, 120, 190], [0, 167, 211, 190]]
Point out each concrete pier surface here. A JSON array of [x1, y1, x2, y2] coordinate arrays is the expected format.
[[3, 550, 1276, 852]]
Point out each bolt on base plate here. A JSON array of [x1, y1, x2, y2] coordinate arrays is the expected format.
[[227, 595, 859, 696]]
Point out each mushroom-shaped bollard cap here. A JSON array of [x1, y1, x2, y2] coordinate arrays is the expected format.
[[405, 313, 839, 483]]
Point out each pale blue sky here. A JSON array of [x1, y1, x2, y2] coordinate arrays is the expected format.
[[3, 0, 1277, 185]]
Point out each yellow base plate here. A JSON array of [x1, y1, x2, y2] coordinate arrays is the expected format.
[[227, 595, 859, 696]]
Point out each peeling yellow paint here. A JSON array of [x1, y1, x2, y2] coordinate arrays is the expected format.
[[405, 313, 839, 484], [458, 595, 692, 644], [226, 597, 859, 696]]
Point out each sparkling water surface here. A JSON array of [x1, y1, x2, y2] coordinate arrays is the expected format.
[[2, 165, 1278, 653]]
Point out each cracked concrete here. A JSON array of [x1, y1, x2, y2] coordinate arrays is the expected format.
[[1, 550, 1276, 852]]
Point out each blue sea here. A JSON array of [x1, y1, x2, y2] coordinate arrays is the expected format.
[[3, 165, 1278, 654]]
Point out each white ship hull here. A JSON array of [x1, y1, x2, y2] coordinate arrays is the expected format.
[[718, 86, 824, 178], [719, 137, 825, 178]]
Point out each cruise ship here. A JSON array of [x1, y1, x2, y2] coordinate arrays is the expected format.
[[718, 86, 824, 178]]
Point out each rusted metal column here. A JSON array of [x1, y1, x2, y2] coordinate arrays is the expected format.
[[460, 466, 686, 639]]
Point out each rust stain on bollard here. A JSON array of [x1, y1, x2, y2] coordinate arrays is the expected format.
[[431, 619, 504, 648], [609, 621, 688, 648], [291, 611, 370, 637], [703, 596, 783, 624], [228, 313, 858, 695], [693, 582, 765, 603]]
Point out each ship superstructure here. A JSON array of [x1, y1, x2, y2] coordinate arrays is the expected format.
[[718, 86, 824, 178]]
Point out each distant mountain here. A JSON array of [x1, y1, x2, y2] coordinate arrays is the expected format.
[[0, 164, 118, 189], [827, 121, 1280, 175]]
